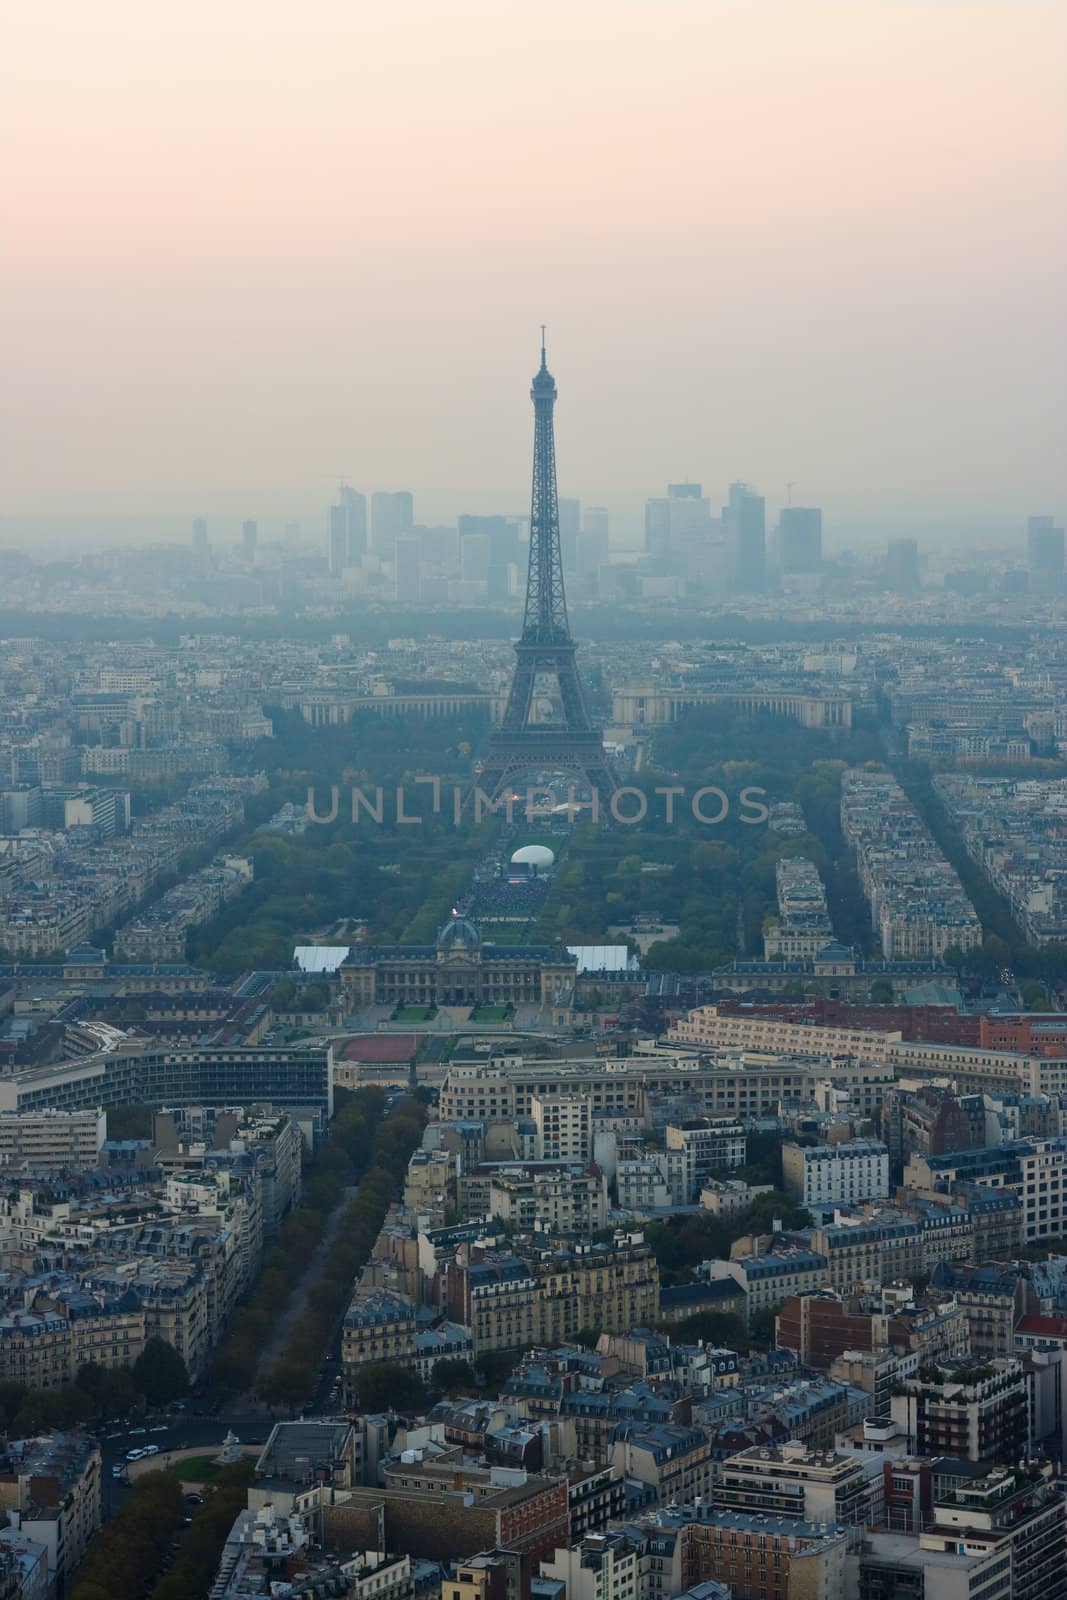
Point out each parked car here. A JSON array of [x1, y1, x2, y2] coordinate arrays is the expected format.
[[126, 1448, 146, 1461], [141, 1444, 160, 1457]]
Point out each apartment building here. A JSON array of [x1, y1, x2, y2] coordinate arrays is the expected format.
[[810, 1216, 924, 1292], [488, 1166, 609, 1236], [840, 770, 981, 960], [532, 1095, 593, 1163], [890, 1360, 1028, 1462], [861, 1463, 1067, 1600], [763, 856, 834, 961], [0, 1432, 102, 1596], [445, 1234, 659, 1355], [611, 1424, 714, 1507], [715, 1440, 879, 1528], [664, 1509, 851, 1600], [782, 1140, 890, 1209], [446, 1255, 540, 1356], [707, 1251, 829, 1322], [542, 1532, 658, 1600], [905, 1137, 1067, 1244], [342, 1288, 418, 1395], [0, 1286, 145, 1390], [0, 1109, 106, 1168], [532, 1235, 660, 1349], [127, 1258, 210, 1377], [664, 1120, 746, 1201], [929, 1262, 1034, 1359]]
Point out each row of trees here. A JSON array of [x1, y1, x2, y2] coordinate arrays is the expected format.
[[209, 1087, 391, 1393], [257, 1094, 428, 1407], [146, 1459, 255, 1600], [70, 1469, 188, 1600], [70, 1459, 255, 1600], [0, 1338, 188, 1437]]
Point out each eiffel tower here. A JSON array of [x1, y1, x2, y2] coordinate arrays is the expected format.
[[475, 335, 618, 806]]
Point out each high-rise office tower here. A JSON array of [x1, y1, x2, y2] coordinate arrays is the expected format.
[[581, 505, 610, 577], [329, 486, 367, 574], [1027, 515, 1065, 591], [459, 514, 520, 600], [371, 491, 414, 558], [645, 497, 671, 563], [558, 497, 580, 574], [460, 531, 491, 583], [241, 519, 258, 560], [394, 536, 421, 602], [329, 504, 348, 576], [191, 517, 209, 554], [778, 507, 823, 573], [341, 486, 367, 564], [886, 537, 920, 593], [725, 482, 766, 592], [669, 482, 713, 575]]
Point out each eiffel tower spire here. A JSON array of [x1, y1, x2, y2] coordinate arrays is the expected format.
[[474, 337, 617, 805]]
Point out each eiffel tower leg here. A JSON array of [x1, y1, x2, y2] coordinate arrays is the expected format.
[[556, 654, 591, 732], [500, 654, 538, 734], [469, 765, 508, 808]]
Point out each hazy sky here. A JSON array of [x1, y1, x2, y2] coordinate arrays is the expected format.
[[3, 0, 1065, 547]]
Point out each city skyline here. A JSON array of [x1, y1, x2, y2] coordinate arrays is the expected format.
[[4, 0, 1065, 546]]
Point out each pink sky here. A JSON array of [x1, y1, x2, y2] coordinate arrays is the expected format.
[[3, 0, 1065, 543]]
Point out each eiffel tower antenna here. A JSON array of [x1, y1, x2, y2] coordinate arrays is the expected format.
[[474, 337, 617, 806]]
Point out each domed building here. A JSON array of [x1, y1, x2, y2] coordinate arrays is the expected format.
[[436, 915, 481, 954], [339, 913, 576, 1011]]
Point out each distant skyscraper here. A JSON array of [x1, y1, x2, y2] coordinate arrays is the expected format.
[[1027, 515, 1064, 591], [394, 536, 421, 601], [241, 519, 258, 560], [581, 505, 610, 575], [669, 482, 713, 577], [725, 482, 766, 592], [329, 486, 367, 574], [340, 486, 367, 563], [559, 497, 580, 575], [460, 530, 491, 583], [371, 491, 414, 557], [328, 505, 348, 576], [886, 537, 920, 593], [191, 517, 208, 554], [778, 507, 823, 573], [644, 497, 671, 563]]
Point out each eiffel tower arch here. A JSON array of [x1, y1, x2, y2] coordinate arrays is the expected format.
[[474, 337, 618, 807]]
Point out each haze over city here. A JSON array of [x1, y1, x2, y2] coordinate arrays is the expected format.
[[4, 0, 1065, 550], [8, 6, 1067, 1600]]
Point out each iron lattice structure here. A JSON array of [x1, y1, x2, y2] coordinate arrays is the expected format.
[[475, 339, 618, 804]]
